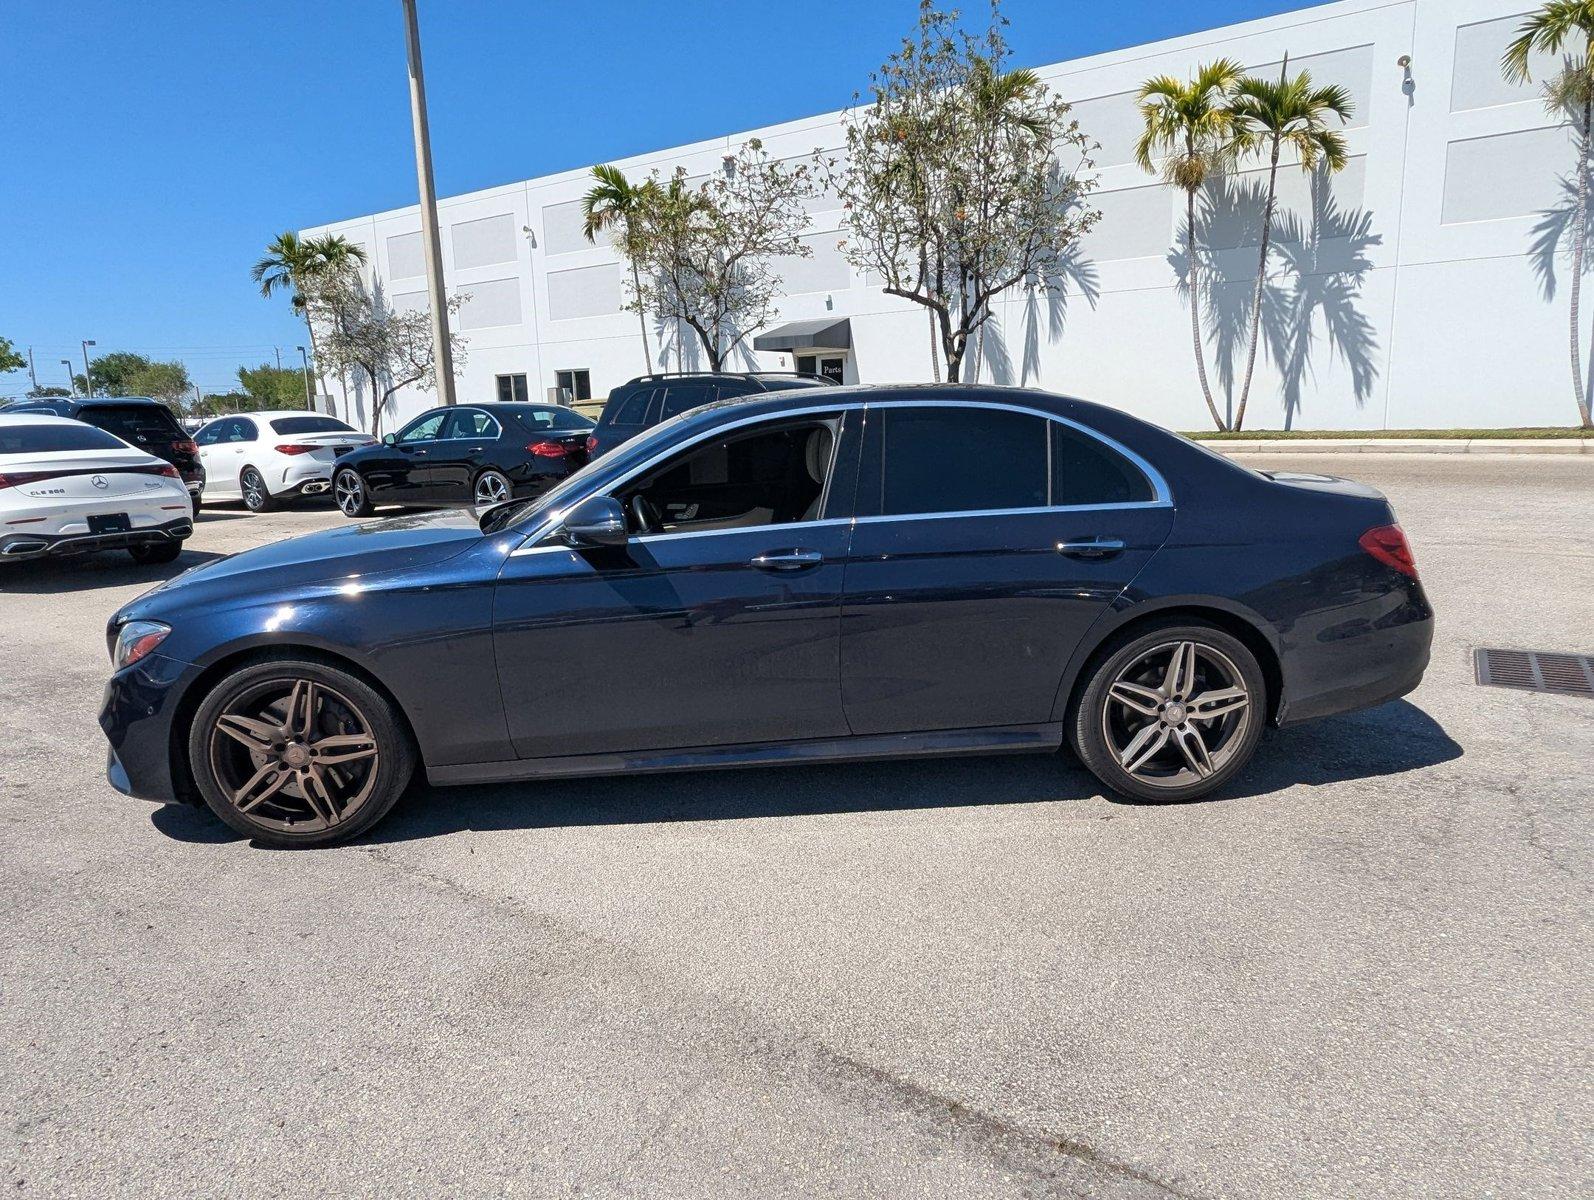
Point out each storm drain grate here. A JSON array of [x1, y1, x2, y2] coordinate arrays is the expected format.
[[1475, 648, 1594, 697]]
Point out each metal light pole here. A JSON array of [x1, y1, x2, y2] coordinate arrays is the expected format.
[[60, 360, 75, 394], [275, 347, 283, 370], [26, 348, 38, 390], [401, 0, 456, 406], [80, 339, 96, 396], [298, 346, 313, 409]]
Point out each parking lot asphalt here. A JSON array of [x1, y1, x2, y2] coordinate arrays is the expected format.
[[3, 458, 1590, 1199]]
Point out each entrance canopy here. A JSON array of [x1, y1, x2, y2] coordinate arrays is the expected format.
[[753, 318, 852, 353]]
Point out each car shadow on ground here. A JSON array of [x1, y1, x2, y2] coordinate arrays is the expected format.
[[150, 699, 1462, 848], [0, 547, 226, 595]]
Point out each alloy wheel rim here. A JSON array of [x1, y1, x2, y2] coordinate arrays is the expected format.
[[1101, 640, 1252, 789], [475, 473, 508, 507], [242, 471, 265, 509], [207, 678, 380, 833], [335, 472, 363, 515]]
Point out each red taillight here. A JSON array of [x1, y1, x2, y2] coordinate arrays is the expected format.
[[585, 435, 599, 455], [275, 443, 318, 455], [171, 439, 198, 455], [142, 464, 181, 479], [1359, 524, 1418, 578], [528, 440, 568, 458], [0, 471, 52, 490]]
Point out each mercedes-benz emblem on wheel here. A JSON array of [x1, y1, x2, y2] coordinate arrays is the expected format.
[[91, 475, 108, 489]]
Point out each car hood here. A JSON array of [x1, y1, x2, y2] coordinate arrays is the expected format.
[[124, 509, 487, 616]]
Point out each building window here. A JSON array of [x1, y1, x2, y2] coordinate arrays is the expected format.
[[496, 373, 529, 403], [555, 369, 592, 403]]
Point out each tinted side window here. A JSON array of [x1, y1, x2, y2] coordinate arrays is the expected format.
[[398, 411, 447, 442], [880, 407, 1047, 516], [441, 409, 498, 439], [659, 383, 713, 420], [1051, 424, 1154, 506], [194, 420, 225, 446], [85, 404, 184, 446], [608, 388, 654, 426]]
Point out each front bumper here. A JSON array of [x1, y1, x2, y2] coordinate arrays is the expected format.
[[0, 516, 192, 563], [100, 652, 200, 804]]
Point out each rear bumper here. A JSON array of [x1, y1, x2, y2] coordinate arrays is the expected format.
[[0, 516, 192, 562], [1276, 583, 1435, 726], [277, 462, 335, 495]]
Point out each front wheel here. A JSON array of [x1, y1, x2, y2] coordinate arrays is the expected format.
[[240, 467, 276, 513], [334, 468, 374, 517], [1071, 622, 1266, 803], [187, 658, 415, 848]]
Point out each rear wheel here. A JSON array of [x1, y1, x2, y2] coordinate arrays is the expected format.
[[188, 658, 414, 848], [335, 468, 374, 517], [240, 467, 276, 513], [128, 540, 182, 565], [474, 469, 512, 508], [1072, 621, 1266, 803]]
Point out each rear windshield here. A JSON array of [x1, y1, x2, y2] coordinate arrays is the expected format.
[[0, 423, 127, 454], [83, 404, 183, 444], [520, 407, 594, 432], [269, 415, 356, 435]]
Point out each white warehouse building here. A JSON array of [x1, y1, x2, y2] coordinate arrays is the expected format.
[[303, 0, 1582, 433]]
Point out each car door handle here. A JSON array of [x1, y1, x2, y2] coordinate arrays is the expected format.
[[751, 549, 824, 571], [1057, 538, 1126, 559]]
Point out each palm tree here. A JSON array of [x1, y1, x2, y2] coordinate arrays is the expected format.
[[1227, 60, 1353, 431], [1135, 59, 1245, 430], [252, 232, 366, 404], [1504, 2, 1594, 429], [582, 165, 654, 374]]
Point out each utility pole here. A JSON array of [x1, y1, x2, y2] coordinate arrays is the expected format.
[[401, 0, 457, 406], [26, 348, 37, 390], [275, 347, 283, 370], [60, 360, 75, 394], [298, 346, 314, 409], [80, 339, 96, 396]]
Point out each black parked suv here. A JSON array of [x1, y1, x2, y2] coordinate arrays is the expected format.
[[587, 372, 836, 458], [3, 396, 204, 508]]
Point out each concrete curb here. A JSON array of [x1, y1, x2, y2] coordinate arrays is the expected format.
[[1202, 438, 1592, 455]]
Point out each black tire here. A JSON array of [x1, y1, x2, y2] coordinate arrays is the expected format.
[[335, 468, 374, 517], [240, 467, 277, 513], [128, 540, 182, 565], [473, 468, 513, 509], [1071, 619, 1267, 803], [187, 657, 415, 848]]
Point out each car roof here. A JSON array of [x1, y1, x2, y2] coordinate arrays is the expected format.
[[203, 410, 351, 423], [0, 412, 87, 427]]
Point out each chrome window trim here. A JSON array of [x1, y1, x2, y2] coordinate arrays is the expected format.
[[507, 397, 1172, 555], [447, 408, 502, 441]]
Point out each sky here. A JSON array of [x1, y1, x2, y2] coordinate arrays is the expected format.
[[1, 0, 1313, 398]]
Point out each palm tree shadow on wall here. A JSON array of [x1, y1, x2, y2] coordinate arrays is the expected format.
[[975, 242, 1101, 387], [1528, 163, 1594, 409], [1173, 167, 1381, 428]]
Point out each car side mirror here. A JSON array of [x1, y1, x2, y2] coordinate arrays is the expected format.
[[560, 495, 628, 547], [382, 433, 396, 445]]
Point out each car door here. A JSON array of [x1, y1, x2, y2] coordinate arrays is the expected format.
[[428, 407, 501, 502], [193, 418, 237, 497], [493, 409, 859, 760], [366, 410, 448, 504], [839, 401, 1175, 736]]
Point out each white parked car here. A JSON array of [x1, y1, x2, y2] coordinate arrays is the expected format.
[[193, 411, 373, 512], [0, 414, 193, 564]]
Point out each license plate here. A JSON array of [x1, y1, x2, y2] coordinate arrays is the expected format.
[[88, 513, 131, 534]]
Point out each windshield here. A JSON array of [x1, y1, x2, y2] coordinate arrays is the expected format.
[[489, 408, 702, 534]]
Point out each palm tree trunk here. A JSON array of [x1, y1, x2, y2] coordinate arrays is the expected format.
[[303, 315, 323, 410], [1187, 188, 1226, 430], [1234, 138, 1282, 432], [1574, 95, 1593, 429], [631, 262, 653, 372]]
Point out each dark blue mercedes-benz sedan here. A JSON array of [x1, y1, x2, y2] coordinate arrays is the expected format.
[[100, 385, 1433, 847]]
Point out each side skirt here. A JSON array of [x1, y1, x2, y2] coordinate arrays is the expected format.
[[428, 724, 1065, 787]]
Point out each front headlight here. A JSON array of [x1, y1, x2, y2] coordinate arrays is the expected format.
[[113, 620, 171, 669]]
